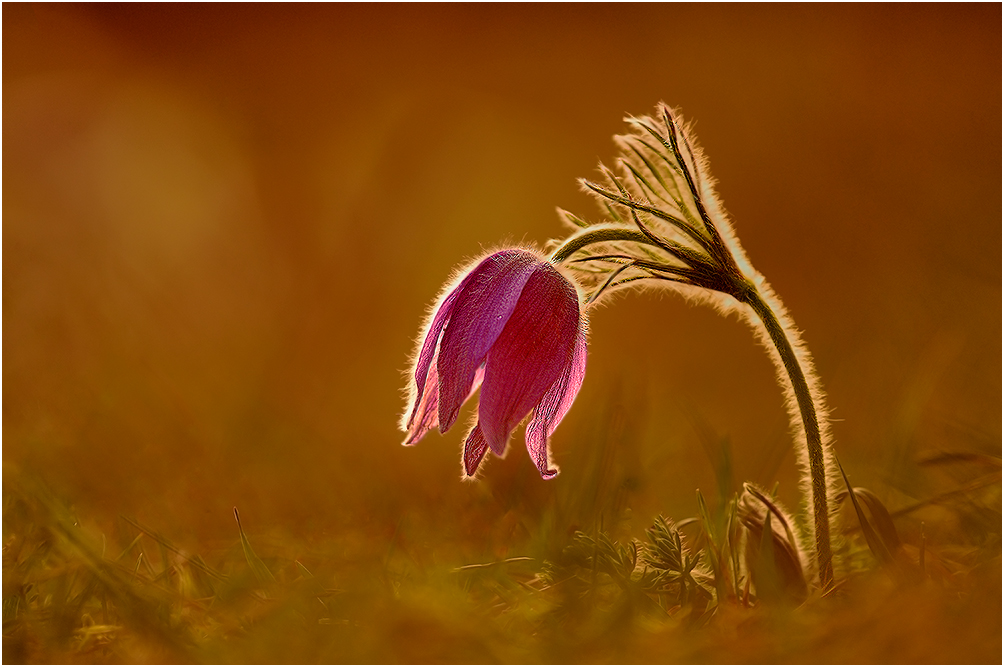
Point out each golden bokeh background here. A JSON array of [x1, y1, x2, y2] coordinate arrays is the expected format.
[[4, 3, 1000, 565]]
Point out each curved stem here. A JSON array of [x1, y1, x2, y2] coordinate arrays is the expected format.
[[553, 226, 835, 590], [744, 288, 834, 591], [550, 227, 662, 263]]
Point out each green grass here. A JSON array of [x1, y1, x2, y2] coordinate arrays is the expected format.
[[4, 456, 999, 664]]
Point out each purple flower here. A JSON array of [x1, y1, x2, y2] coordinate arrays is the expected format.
[[402, 249, 588, 479]]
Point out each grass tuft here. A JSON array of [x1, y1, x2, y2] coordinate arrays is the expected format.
[[3, 465, 1000, 663]]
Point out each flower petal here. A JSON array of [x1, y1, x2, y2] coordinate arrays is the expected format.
[[404, 281, 465, 432], [405, 358, 486, 446], [462, 423, 490, 477], [525, 327, 588, 478], [478, 263, 581, 454], [404, 356, 440, 445], [437, 250, 540, 432]]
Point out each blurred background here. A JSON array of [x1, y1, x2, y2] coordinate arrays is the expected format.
[[4, 4, 1000, 564]]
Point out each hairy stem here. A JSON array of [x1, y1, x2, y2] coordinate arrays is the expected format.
[[550, 228, 662, 263], [743, 287, 834, 591]]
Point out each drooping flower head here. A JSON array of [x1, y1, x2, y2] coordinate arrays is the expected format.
[[401, 249, 587, 479]]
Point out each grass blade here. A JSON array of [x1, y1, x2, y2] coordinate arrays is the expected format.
[[234, 507, 275, 585]]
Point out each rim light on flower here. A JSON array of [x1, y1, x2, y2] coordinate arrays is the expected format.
[[401, 249, 587, 479]]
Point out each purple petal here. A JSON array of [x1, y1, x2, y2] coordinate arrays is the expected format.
[[405, 359, 486, 446], [437, 250, 540, 432], [404, 356, 440, 445], [462, 423, 490, 477], [478, 263, 581, 455], [525, 327, 588, 478], [405, 281, 465, 431]]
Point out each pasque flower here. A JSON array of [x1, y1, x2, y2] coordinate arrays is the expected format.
[[402, 249, 587, 479]]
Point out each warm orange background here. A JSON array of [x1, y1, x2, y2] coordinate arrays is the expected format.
[[4, 4, 1000, 549]]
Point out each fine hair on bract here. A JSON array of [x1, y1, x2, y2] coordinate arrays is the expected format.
[[549, 103, 840, 585]]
